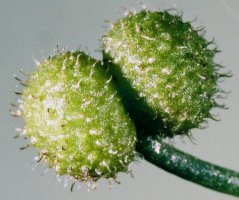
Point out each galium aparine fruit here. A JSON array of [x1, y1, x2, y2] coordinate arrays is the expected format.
[[103, 10, 224, 137], [17, 51, 136, 182]]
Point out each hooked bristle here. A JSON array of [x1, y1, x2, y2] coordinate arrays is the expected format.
[[18, 50, 136, 183], [103, 9, 229, 137]]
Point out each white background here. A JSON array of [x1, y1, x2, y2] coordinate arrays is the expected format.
[[1, 0, 239, 199]]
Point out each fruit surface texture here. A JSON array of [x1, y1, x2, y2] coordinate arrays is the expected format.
[[21, 51, 136, 181], [103, 10, 219, 137]]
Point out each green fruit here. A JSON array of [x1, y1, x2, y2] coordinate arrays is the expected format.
[[21, 51, 136, 182], [103, 10, 221, 137]]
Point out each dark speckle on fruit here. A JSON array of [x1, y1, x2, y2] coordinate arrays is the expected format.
[[103, 10, 224, 137], [19, 51, 136, 182]]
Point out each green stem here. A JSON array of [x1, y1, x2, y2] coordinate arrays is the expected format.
[[136, 135, 239, 197]]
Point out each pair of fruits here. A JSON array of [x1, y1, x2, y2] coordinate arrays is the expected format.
[[18, 10, 220, 183]]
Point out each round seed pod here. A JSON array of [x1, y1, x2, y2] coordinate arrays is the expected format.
[[20, 51, 136, 182], [103, 10, 223, 137]]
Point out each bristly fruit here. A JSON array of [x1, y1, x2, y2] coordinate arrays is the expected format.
[[18, 51, 136, 182], [103, 10, 226, 137]]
